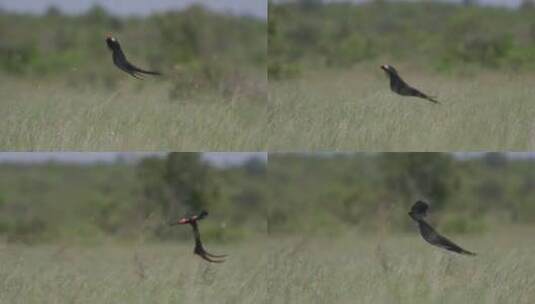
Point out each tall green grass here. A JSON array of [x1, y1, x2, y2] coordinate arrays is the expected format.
[[1, 229, 533, 303], [266, 228, 535, 304], [0, 77, 267, 150], [0, 241, 269, 304], [268, 67, 535, 150]]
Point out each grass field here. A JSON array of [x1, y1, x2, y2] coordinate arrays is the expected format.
[[2, 229, 534, 303], [0, 76, 267, 150], [0, 241, 269, 304], [267, 228, 535, 304], [268, 66, 535, 150]]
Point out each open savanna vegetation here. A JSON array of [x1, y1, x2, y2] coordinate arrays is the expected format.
[[1, 152, 534, 302], [0, 241, 270, 304], [0, 6, 266, 150], [1, 230, 533, 304], [0, 153, 269, 303], [0, 153, 267, 242], [265, 228, 535, 304], [262, 153, 535, 303], [268, 1, 535, 150], [267, 153, 535, 234], [0, 76, 267, 150], [268, 67, 535, 150]]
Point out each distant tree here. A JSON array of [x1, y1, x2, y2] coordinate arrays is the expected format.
[[521, 0, 535, 10], [82, 4, 109, 24], [137, 153, 213, 218], [482, 152, 507, 169], [462, 0, 477, 6], [380, 153, 454, 208], [298, 0, 322, 10], [137, 157, 168, 218], [243, 157, 266, 176], [372, 0, 386, 6], [163, 153, 212, 214], [136, 153, 220, 239], [45, 5, 62, 17]]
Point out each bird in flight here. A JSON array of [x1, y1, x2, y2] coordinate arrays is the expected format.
[[409, 201, 476, 256], [170, 210, 226, 263], [105, 33, 161, 79], [381, 65, 439, 104]]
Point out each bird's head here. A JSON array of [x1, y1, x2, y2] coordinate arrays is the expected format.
[[197, 210, 208, 220], [105, 32, 116, 41], [380, 64, 397, 76], [409, 200, 429, 221], [105, 33, 118, 51]]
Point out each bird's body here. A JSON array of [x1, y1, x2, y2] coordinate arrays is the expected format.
[[381, 65, 439, 104], [171, 211, 226, 263], [105, 34, 161, 79], [409, 201, 476, 256]]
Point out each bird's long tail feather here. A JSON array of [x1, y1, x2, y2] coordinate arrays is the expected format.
[[415, 91, 439, 104], [130, 65, 161, 75]]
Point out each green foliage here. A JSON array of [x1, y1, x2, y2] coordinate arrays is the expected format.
[[269, 1, 535, 76], [268, 153, 535, 235], [268, 66, 535, 150], [0, 5, 265, 94], [379, 153, 454, 205], [1, 153, 534, 242], [441, 213, 486, 234], [0, 154, 267, 243]]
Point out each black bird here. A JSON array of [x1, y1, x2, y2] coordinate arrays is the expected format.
[[105, 33, 161, 79], [381, 64, 439, 104], [170, 210, 226, 263], [409, 201, 476, 256]]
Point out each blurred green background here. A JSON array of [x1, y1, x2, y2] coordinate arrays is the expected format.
[[1, 152, 534, 243], [0, 152, 267, 243], [0, 4, 266, 96], [0, 4, 268, 150], [268, 152, 535, 235], [269, 0, 535, 78]]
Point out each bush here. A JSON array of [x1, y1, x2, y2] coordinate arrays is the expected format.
[[270, 1, 535, 72], [440, 214, 487, 234]]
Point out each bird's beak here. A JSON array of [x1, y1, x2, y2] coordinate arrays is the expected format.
[[380, 65, 388, 71]]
